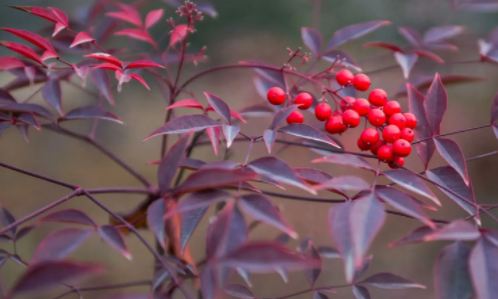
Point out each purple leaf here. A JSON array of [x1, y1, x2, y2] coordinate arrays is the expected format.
[[175, 168, 257, 195], [220, 241, 319, 273], [225, 284, 254, 299], [222, 124, 239, 148], [239, 103, 275, 118], [0, 103, 52, 118], [0, 89, 16, 104], [0, 207, 16, 238], [423, 26, 463, 45], [389, 225, 439, 247], [158, 131, 193, 195], [204, 92, 232, 125], [313, 176, 370, 192], [469, 237, 498, 299], [263, 129, 277, 153], [352, 285, 371, 299], [426, 166, 478, 217], [354, 255, 373, 281], [38, 209, 96, 227], [200, 161, 241, 170], [180, 157, 206, 170], [166, 189, 232, 218], [145, 115, 222, 140], [305, 245, 322, 286], [492, 92, 498, 136], [461, 1, 498, 12], [90, 68, 114, 105], [206, 126, 221, 156], [398, 27, 421, 47], [328, 201, 355, 282], [147, 199, 166, 249], [382, 169, 440, 206], [61, 105, 123, 124], [0, 257, 6, 269], [15, 225, 34, 241], [434, 138, 469, 185], [152, 268, 170, 291], [317, 246, 341, 258], [325, 20, 391, 51], [180, 207, 208, 255], [424, 74, 447, 134], [269, 105, 299, 130], [247, 156, 315, 194], [435, 241, 473, 299], [394, 52, 418, 79], [358, 272, 426, 289], [312, 153, 375, 172], [302, 27, 323, 55], [253, 66, 286, 89], [30, 228, 93, 264], [200, 262, 217, 299], [376, 186, 435, 228], [240, 194, 298, 239], [278, 123, 340, 148], [322, 51, 361, 72], [41, 78, 63, 115], [9, 260, 103, 296], [98, 225, 131, 260], [424, 220, 480, 242], [363, 42, 403, 52], [350, 193, 385, 270]]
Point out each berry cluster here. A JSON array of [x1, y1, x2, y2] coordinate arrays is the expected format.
[[266, 69, 418, 168]]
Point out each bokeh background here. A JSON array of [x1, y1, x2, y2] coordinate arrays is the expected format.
[[1, 0, 498, 298]]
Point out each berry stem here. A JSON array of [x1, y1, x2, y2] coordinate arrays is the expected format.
[[412, 124, 491, 144]]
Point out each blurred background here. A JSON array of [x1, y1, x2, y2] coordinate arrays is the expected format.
[[1, 0, 498, 298]]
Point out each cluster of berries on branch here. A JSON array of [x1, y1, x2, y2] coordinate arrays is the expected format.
[[265, 69, 418, 168]]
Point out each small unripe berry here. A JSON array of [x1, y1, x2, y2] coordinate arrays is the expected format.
[[352, 98, 370, 116], [357, 138, 370, 151], [286, 110, 304, 124], [336, 69, 354, 86], [393, 139, 412, 157], [403, 113, 418, 129], [368, 109, 386, 127], [382, 125, 401, 143], [389, 113, 407, 129], [370, 139, 386, 155], [388, 156, 405, 169], [342, 109, 361, 128], [325, 115, 346, 134], [377, 144, 394, 162], [400, 128, 415, 142], [340, 96, 356, 112], [383, 101, 401, 116], [368, 89, 388, 106], [352, 74, 371, 91], [267, 87, 286, 105], [315, 103, 332, 121], [360, 127, 380, 146], [294, 92, 313, 110]]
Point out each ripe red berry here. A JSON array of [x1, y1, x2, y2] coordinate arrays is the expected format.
[[389, 113, 407, 129], [352, 98, 370, 116], [377, 144, 394, 162], [267, 87, 286, 105], [382, 125, 401, 143], [357, 138, 370, 151], [403, 113, 418, 129], [286, 110, 304, 124], [393, 139, 412, 157], [383, 101, 401, 116], [340, 96, 355, 112], [315, 103, 332, 121], [370, 139, 386, 155], [368, 89, 388, 106], [336, 69, 354, 86], [400, 128, 415, 142], [342, 109, 361, 128], [294, 92, 313, 110], [325, 115, 346, 134], [360, 128, 380, 146], [352, 74, 371, 91], [367, 109, 386, 127], [389, 156, 405, 169]]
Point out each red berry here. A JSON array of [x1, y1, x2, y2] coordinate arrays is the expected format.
[[352, 74, 371, 91], [389, 156, 405, 169], [367, 109, 386, 127], [377, 144, 394, 162], [294, 92, 313, 110], [286, 110, 304, 124], [370, 139, 386, 155], [314, 103, 332, 121], [267, 87, 286, 105], [342, 109, 361, 128], [383, 101, 401, 116], [340, 96, 356, 112], [393, 139, 412, 157], [325, 115, 346, 134], [352, 98, 370, 116], [382, 125, 401, 143], [403, 113, 418, 129], [389, 113, 407, 129], [357, 138, 370, 151], [400, 128, 415, 142], [336, 69, 354, 86], [360, 127, 380, 146], [368, 89, 388, 106]]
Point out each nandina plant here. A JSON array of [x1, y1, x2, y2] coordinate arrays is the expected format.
[[1, 1, 498, 299]]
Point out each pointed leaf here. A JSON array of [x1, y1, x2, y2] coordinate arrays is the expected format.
[[407, 83, 434, 167], [0, 41, 43, 64], [98, 225, 131, 260], [352, 285, 371, 299], [90, 68, 114, 105], [423, 26, 463, 45], [435, 241, 473, 299], [302, 27, 322, 55], [389, 225, 438, 247], [469, 237, 498, 299], [305, 245, 322, 286], [30, 228, 93, 264], [166, 99, 204, 111], [0, 103, 51, 119], [158, 131, 192, 194], [38, 209, 96, 227], [145, 9, 164, 29], [0, 207, 16, 238], [147, 199, 166, 249], [359, 272, 426, 289], [15, 225, 34, 241], [175, 168, 257, 195], [85, 53, 123, 68], [200, 262, 217, 299], [278, 123, 339, 148], [424, 220, 480, 242], [269, 105, 298, 130], [181, 207, 208, 255], [225, 284, 254, 299], [107, 4, 142, 27], [328, 201, 355, 282], [354, 255, 373, 281], [48, 7, 68, 27], [363, 42, 403, 52], [1, 28, 55, 52], [424, 74, 447, 134], [322, 50, 361, 72], [294, 167, 333, 185], [145, 114, 222, 140], [326, 21, 391, 51], [125, 59, 164, 69], [394, 52, 418, 79], [398, 27, 422, 46], [129, 73, 150, 90], [313, 176, 370, 191], [382, 169, 440, 206], [170, 24, 189, 46], [8, 6, 61, 24], [206, 126, 221, 156], [312, 153, 374, 172], [61, 105, 123, 124], [70, 31, 94, 48], [204, 92, 232, 124], [166, 189, 231, 218], [0, 57, 25, 71], [222, 124, 239, 148], [41, 78, 63, 115], [263, 129, 277, 153], [434, 138, 469, 185]]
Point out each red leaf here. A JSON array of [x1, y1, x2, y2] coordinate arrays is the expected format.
[[423, 26, 464, 45], [38, 209, 96, 227], [263, 129, 277, 153], [52, 23, 66, 37], [115, 29, 156, 47], [158, 131, 193, 195], [8, 6, 60, 23], [394, 52, 418, 79], [129, 73, 150, 90], [41, 78, 63, 115], [278, 123, 340, 148], [312, 153, 375, 172], [166, 189, 232, 218], [434, 138, 469, 185], [92, 63, 121, 71], [85, 53, 123, 68], [166, 99, 204, 111], [70, 32, 94, 48], [269, 105, 299, 130], [398, 27, 421, 47], [424, 220, 480, 242], [302, 27, 323, 55], [363, 42, 403, 52], [222, 124, 240, 148], [90, 68, 114, 105], [174, 168, 257, 195], [48, 7, 69, 27], [435, 241, 473, 299], [0, 41, 43, 64], [125, 59, 164, 69], [0, 57, 24, 70], [61, 105, 123, 124], [328, 201, 355, 282], [204, 92, 232, 124], [325, 20, 391, 51], [313, 176, 370, 192], [145, 9, 164, 29], [1, 28, 55, 52], [30, 228, 93, 264], [106, 3, 143, 28], [180, 207, 208, 254], [147, 199, 166, 249], [469, 237, 498, 299], [98, 225, 131, 260], [0, 103, 52, 118], [41, 51, 58, 61], [170, 24, 189, 46], [382, 169, 440, 206], [144, 114, 222, 140], [416, 50, 444, 64], [206, 126, 221, 156], [358, 272, 425, 289]]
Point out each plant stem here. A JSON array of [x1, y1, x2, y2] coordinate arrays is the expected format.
[[0, 162, 77, 189], [466, 150, 498, 162], [51, 280, 151, 299], [412, 124, 491, 144]]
